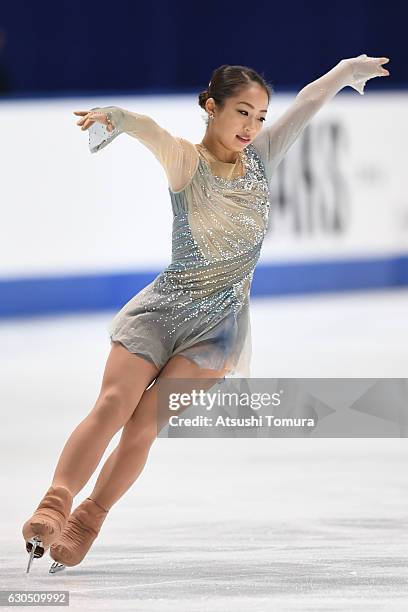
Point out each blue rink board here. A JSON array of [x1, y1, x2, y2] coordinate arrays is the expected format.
[[1, 255, 408, 319]]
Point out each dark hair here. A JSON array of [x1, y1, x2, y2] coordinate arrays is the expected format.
[[198, 64, 273, 118]]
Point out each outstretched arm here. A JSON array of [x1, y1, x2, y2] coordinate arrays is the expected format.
[[252, 54, 390, 183], [74, 106, 199, 193]]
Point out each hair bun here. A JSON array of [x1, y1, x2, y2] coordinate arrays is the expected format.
[[198, 89, 209, 109]]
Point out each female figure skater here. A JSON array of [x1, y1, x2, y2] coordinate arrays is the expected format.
[[22, 54, 389, 573]]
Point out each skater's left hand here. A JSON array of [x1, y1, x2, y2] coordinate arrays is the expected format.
[[341, 54, 390, 95]]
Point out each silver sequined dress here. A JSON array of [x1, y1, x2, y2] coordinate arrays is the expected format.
[[108, 143, 269, 376], [85, 57, 372, 376]]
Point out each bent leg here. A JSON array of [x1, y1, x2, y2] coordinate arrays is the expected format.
[[51, 341, 159, 496], [89, 355, 227, 510]]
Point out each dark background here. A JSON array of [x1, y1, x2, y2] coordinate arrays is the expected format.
[[0, 0, 404, 98]]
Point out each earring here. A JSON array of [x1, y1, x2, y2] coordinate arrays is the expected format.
[[209, 114, 214, 120]]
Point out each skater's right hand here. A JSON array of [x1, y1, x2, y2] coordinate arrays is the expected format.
[[73, 108, 115, 133]]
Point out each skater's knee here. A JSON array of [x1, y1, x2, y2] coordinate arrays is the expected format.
[[121, 420, 157, 452], [91, 387, 131, 426]]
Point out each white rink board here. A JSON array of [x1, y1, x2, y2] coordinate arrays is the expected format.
[[0, 91, 407, 278]]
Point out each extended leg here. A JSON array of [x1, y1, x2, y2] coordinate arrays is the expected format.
[[49, 355, 226, 569], [22, 341, 158, 572], [89, 354, 227, 510], [51, 342, 159, 496]]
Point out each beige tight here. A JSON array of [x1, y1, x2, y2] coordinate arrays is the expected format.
[[51, 342, 227, 510]]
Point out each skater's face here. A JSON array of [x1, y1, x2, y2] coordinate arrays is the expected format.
[[206, 83, 269, 152]]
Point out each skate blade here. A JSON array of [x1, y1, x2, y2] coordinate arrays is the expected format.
[[25, 536, 44, 573], [49, 561, 66, 574]]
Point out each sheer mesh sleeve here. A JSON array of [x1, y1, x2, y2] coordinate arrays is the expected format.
[[88, 106, 199, 193], [252, 54, 389, 183]]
